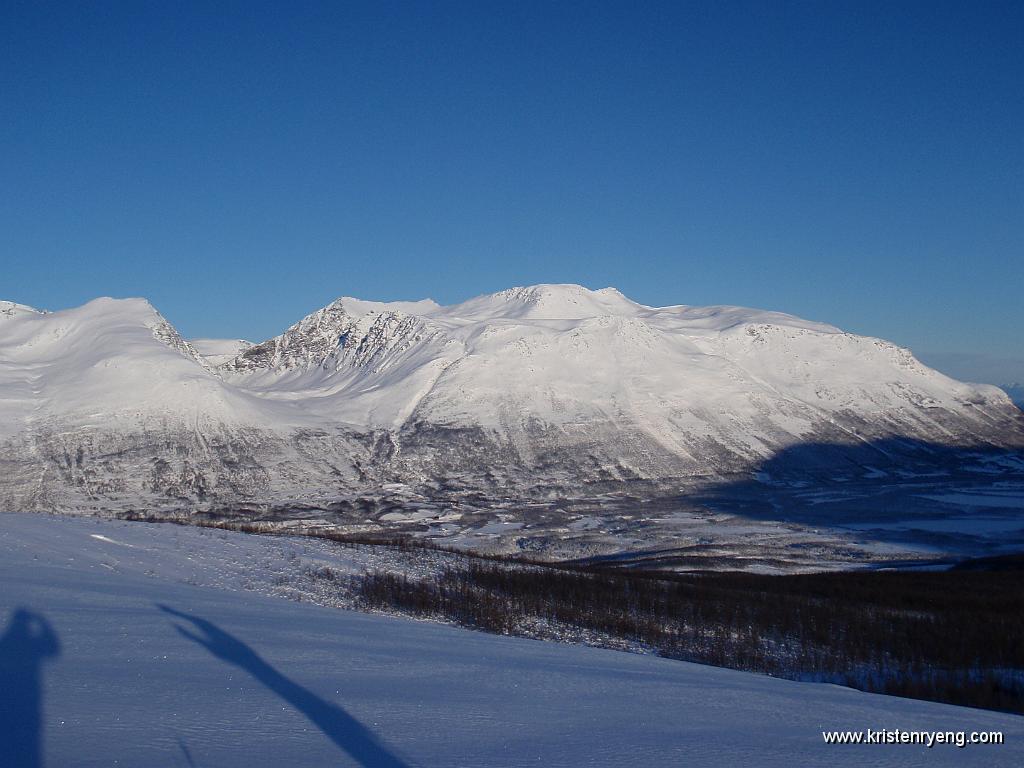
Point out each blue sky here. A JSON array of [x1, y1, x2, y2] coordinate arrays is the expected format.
[[2, 1, 1022, 382]]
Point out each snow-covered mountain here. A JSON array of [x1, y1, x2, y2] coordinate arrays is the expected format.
[[0, 285, 1021, 520]]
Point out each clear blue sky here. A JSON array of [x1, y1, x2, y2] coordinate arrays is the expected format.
[[2, 1, 1022, 380]]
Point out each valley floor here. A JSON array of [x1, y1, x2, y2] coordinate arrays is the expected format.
[[1, 512, 1021, 767]]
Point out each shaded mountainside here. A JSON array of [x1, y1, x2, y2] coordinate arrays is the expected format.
[[1, 286, 1022, 560]]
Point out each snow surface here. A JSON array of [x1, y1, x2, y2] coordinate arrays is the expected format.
[[0, 296, 332, 441], [1, 301, 44, 320], [916, 492, 1024, 509], [189, 338, 254, 367], [2, 512, 1021, 767]]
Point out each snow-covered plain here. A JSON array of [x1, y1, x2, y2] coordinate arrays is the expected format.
[[1, 512, 1021, 767]]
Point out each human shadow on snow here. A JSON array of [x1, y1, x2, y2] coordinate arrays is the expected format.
[[158, 605, 411, 768], [0, 607, 61, 768]]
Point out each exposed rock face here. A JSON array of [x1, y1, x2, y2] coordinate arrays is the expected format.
[[223, 300, 356, 372]]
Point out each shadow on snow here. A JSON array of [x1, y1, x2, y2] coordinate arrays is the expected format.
[[575, 438, 1024, 570], [693, 436, 1024, 520], [688, 438, 1024, 559], [159, 605, 412, 768], [0, 608, 60, 768]]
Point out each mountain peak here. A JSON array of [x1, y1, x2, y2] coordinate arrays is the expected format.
[[334, 296, 441, 318], [223, 299, 355, 372], [450, 283, 643, 320]]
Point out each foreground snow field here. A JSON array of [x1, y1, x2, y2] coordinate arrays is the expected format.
[[1, 513, 1021, 767]]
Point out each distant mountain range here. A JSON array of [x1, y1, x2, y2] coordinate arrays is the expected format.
[[1000, 383, 1024, 409], [1, 287, 1022, 519]]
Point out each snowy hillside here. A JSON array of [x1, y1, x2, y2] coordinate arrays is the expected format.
[[0, 296, 384, 515], [0, 297, 288, 439], [0, 285, 1022, 555], [216, 284, 1016, 444], [2, 512, 1021, 767]]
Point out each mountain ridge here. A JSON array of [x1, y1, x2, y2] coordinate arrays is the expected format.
[[1, 284, 1021, 528]]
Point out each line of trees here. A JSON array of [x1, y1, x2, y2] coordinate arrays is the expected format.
[[352, 561, 1024, 712]]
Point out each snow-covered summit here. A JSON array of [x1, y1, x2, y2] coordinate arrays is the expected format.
[[437, 283, 644, 320], [218, 296, 442, 374], [222, 299, 354, 372], [0, 300, 45, 319], [408, 284, 841, 332], [335, 296, 442, 318]]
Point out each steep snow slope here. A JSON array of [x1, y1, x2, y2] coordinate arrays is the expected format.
[[0, 297, 295, 437], [2, 512, 1021, 767], [0, 286, 1021, 519]]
